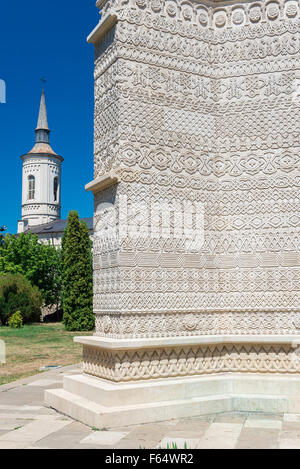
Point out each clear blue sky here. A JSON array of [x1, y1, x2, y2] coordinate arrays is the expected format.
[[0, 0, 100, 233]]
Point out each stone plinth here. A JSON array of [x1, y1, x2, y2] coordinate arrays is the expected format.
[[46, 370, 300, 428], [77, 335, 300, 382], [46, 333, 300, 426]]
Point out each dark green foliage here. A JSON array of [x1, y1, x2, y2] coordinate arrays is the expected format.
[[0, 232, 62, 307], [0, 226, 6, 246], [0, 273, 42, 325], [61, 211, 94, 331]]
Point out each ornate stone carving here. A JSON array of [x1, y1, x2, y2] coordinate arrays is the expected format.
[[43, 0, 300, 427], [94, 311, 300, 339], [90, 0, 300, 346], [82, 342, 300, 382]]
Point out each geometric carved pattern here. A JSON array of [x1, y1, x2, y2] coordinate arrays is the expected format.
[[92, 0, 300, 339], [94, 311, 300, 339], [82, 342, 300, 382]]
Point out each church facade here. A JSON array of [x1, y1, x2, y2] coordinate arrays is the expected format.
[[18, 90, 93, 246]]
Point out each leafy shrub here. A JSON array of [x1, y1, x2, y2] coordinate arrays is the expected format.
[[8, 311, 23, 329], [0, 273, 42, 325]]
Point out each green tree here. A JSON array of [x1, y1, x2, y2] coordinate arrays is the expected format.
[[0, 232, 62, 307], [0, 226, 6, 245], [61, 211, 94, 331], [0, 273, 42, 325]]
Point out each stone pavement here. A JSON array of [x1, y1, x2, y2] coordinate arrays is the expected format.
[[1, 365, 300, 449]]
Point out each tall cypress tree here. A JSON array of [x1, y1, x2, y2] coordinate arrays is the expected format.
[[62, 211, 94, 331]]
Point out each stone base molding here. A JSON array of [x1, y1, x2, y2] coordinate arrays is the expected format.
[[45, 372, 300, 429], [75, 335, 300, 383]]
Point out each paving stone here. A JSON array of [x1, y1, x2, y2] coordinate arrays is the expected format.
[[117, 438, 157, 450], [157, 419, 180, 426], [171, 421, 209, 434], [34, 422, 92, 449], [236, 428, 279, 450], [247, 413, 283, 421], [0, 364, 293, 449], [129, 424, 170, 436], [0, 390, 47, 407], [196, 423, 243, 449], [0, 441, 29, 449], [0, 419, 30, 431], [182, 414, 216, 423], [282, 422, 300, 431], [279, 439, 300, 449], [244, 419, 282, 430], [27, 380, 62, 387], [80, 431, 129, 446], [116, 425, 167, 450], [113, 439, 142, 450], [0, 405, 43, 411], [0, 430, 12, 437], [280, 430, 300, 440], [0, 419, 71, 444], [0, 400, 55, 415], [213, 412, 248, 424], [163, 430, 207, 440], [0, 413, 63, 421]]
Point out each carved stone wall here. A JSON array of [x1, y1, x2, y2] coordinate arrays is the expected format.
[[82, 341, 300, 382], [92, 0, 300, 339]]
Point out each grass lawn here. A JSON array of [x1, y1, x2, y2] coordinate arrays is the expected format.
[[0, 323, 92, 386]]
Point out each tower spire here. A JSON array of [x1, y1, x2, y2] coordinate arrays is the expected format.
[[27, 84, 58, 156], [36, 88, 49, 130], [35, 87, 50, 144]]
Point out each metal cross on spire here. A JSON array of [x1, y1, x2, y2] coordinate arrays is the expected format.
[[41, 77, 46, 89]]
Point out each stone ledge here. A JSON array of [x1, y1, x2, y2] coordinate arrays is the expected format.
[[85, 172, 120, 195], [75, 334, 300, 351], [87, 14, 117, 45]]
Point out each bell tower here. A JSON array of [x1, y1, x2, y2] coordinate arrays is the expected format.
[[18, 88, 63, 233], [46, 0, 300, 427]]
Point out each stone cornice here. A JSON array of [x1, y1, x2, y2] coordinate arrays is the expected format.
[[75, 334, 300, 351], [21, 152, 64, 163], [87, 13, 118, 44], [96, 0, 256, 9], [96, 0, 110, 9], [85, 171, 120, 194], [89, 0, 298, 46]]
